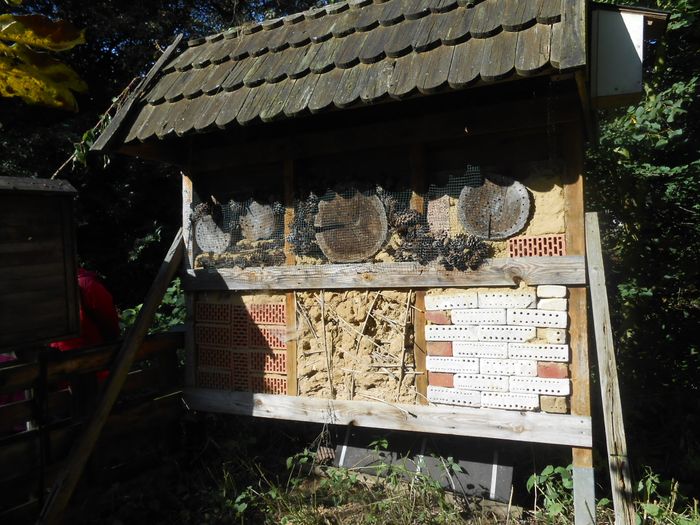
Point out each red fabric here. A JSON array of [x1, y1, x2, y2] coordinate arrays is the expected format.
[[50, 269, 120, 352]]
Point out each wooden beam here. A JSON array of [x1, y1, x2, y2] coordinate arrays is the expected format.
[[183, 256, 586, 291], [185, 388, 592, 447], [585, 213, 635, 525], [283, 159, 298, 396], [37, 230, 184, 525]]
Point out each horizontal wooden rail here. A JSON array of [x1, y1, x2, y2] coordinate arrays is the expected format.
[[184, 256, 586, 291], [0, 330, 184, 394], [185, 389, 592, 448]]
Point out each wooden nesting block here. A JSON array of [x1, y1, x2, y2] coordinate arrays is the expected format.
[[425, 293, 478, 311], [477, 291, 536, 309]]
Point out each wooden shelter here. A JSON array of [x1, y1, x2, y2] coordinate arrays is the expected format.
[[92, 1, 665, 522]]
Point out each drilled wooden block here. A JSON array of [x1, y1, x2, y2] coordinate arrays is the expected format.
[[540, 396, 569, 414], [510, 377, 571, 396], [198, 345, 232, 369], [425, 293, 477, 311], [425, 311, 451, 325], [427, 341, 453, 356], [428, 372, 454, 388], [231, 305, 249, 348], [508, 343, 569, 362], [539, 328, 568, 344], [426, 356, 479, 373], [196, 302, 231, 324], [454, 373, 509, 392], [453, 342, 508, 358], [451, 308, 506, 325], [536, 285, 567, 298], [250, 375, 287, 395], [537, 298, 568, 311], [508, 234, 567, 257], [248, 303, 286, 325], [425, 325, 480, 341], [197, 369, 232, 390], [250, 325, 287, 349], [478, 325, 536, 342], [481, 392, 539, 411], [480, 358, 537, 376], [507, 309, 568, 328], [250, 350, 287, 373], [195, 324, 231, 347], [477, 291, 536, 309], [427, 386, 481, 407]]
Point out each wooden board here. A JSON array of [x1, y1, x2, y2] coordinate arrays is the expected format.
[[184, 256, 586, 291], [314, 191, 388, 263], [185, 388, 592, 447]]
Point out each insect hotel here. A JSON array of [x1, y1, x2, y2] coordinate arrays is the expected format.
[[93, 0, 663, 522]]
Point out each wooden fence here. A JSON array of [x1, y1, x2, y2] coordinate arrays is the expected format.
[[0, 330, 184, 523]]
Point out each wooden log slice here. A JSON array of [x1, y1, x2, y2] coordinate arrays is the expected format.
[[314, 191, 388, 263], [240, 201, 275, 240], [194, 215, 230, 254], [457, 174, 531, 240]]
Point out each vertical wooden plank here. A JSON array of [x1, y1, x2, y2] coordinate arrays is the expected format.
[[585, 213, 635, 525], [182, 172, 197, 388], [283, 159, 298, 396], [409, 145, 427, 403], [59, 197, 79, 338], [562, 122, 595, 525]]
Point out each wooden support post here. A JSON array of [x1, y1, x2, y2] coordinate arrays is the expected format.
[[37, 230, 184, 525], [562, 123, 595, 525], [283, 159, 298, 396], [182, 172, 197, 388], [585, 212, 635, 525], [409, 145, 427, 404]]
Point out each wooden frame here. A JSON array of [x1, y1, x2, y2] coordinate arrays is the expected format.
[[185, 389, 592, 448]]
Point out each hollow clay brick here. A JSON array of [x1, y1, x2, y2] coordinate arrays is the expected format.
[[540, 395, 568, 414], [538, 362, 569, 378], [425, 310, 451, 325], [428, 371, 454, 388], [427, 341, 453, 356]]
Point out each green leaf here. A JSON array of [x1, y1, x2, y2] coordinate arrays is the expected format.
[[0, 14, 86, 51], [641, 503, 660, 517]]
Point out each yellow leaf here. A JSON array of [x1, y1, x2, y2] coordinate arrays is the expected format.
[[0, 41, 87, 93], [0, 55, 78, 110], [3, 1, 24, 5], [0, 14, 85, 52]]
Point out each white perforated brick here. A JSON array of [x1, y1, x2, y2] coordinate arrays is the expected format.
[[510, 377, 571, 395], [428, 386, 481, 407], [540, 328, 568, 344], [453, 342, 508, 358], [508, 343, 569, 361], [454, 374, 509, 392], [481, 392, 539, 411], [537, 298, 568, 311], [507, 309, 568, 328], [426, 356, 479, 373], [425, 293, 478, 311], [480, 358, 537, 376], [426, 325, 479, 341], [478, 325, 536, 342], [452, 308, 506, 325], [537, 285, 567, 298], [478, 291, 536, 309]]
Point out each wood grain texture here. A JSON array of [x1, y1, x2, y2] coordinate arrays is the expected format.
[[558, 0, 586, 70], [184, 256, 586, 291], [586, 213, 636, 525], [283, 160, 298, 396], [515, 22, 551, 76], [184, 388, 592, 447]]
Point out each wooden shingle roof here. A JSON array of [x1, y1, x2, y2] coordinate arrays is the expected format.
[[98, 0, 586, 149]]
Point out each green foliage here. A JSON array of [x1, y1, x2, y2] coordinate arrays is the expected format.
[[635, 467, 700, 525], [527, 465, 574, 523], [119, 277, 185, 334]]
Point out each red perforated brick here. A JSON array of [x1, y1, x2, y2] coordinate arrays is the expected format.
[[538, 362, 569, 378], [195, 324, 231, 347], [508, 234, 567, 257], [197, 369, 232, 390], [231, 351, 251, 391], [250, 375, 287, 395], [248, 303, 286, 325], [196, 302, 231, 324], [198, 346, 232, 369], [427, 341, 453, 356], [250, 326, 286, 349], [250, 351, 287, 373], [425, 311, 451, 325], [231, 305, 249, 348], [428, 372, 454, 388]]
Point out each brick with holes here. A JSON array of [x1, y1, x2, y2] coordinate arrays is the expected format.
[[195, 324, 231, 347], [508, 234, 567, 257], [425, 310, 451, 324], [507, 309, 568, 328], [427, 386, 480, 407], [478, 325, 536, 342], [248, 303, 286, 325], [198, 345, 232, 369], [196, 302, 231, 324]]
